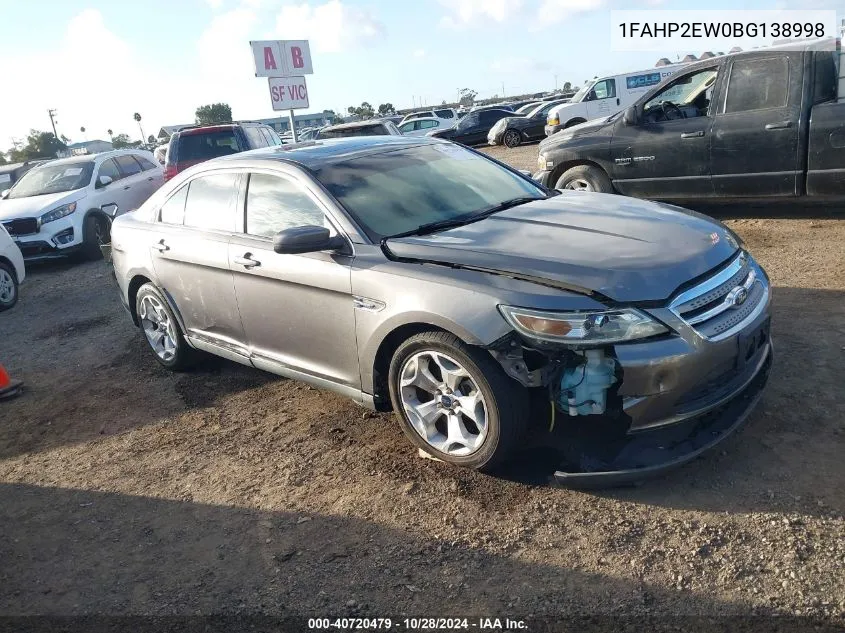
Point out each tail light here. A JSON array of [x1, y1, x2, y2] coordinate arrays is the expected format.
[[163, 164, 177, 182]]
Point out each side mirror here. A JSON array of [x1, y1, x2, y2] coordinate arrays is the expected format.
[[623, 106, 639, 126], [97, 175, 113, 188], [273, 225, 345, 255], [517, 169, 533, 178], [0, 189, 9, 200], [101, 203, 119, 218]]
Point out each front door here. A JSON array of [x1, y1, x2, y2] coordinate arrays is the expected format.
[[94, 158, 133, 213], [149, 171, 247, 355], [610, 65, 721, 199], [710, 53, 802, 197], [585, 78, 619, 120], [228, 170, 359, 390]]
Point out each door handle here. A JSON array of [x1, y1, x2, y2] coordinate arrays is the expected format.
[[681, 131, 705, 139], [765, 121, 793, 130], [616, 98, 620, 106], [233, 254, 260, 268], [152, 240, 169, 252], [147, 176, 154, 181], [123, 185, 131, 190]]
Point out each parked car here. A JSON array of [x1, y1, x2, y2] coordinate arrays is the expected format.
[[153, 144, 168, 165], [514, 102, 543, 115], [164, 122, 284, 181], [0, 160, 50, 191], [0, 150, 163, 260], [315, 120, 402, 139], [297, 128, 319, 141], [535, 39, 843, 199], [427, 108, 513, 145], [488, 100, 570, 148], [544, 63, 687, 135], [0, 223, 24, 311], [470, 104, 514, 113], [398, 117, 448, 137], [111, 136, 771, 484], [398, 108, 458, 127]]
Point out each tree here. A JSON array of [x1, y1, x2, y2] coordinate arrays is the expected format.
[[322, 109, 341, 124], [147, 135, 155, 144], [111, 133, 133, 149], [195, 103, 232, 125], [107, 128, 113, 138], [346, 102, 375, 119], [0, 154, 6, 166], [80, 126, 86, 134], [377, 103, 396, 116], [458, 88, 477, 107], [562, 81, 572, 92], [7, 130, 67, 161], [133, 112, 146, 144]]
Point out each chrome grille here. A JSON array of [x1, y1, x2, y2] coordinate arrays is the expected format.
[[670, 252, 768, 341]]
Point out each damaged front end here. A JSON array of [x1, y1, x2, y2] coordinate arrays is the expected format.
[[487, 296, 772, 488]]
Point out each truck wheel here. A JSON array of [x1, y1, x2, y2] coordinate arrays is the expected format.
[[564, 118, 586, 129], [556, 165, 613, 193], [503, 129, 522, 148], [388, 331, 528, 472]]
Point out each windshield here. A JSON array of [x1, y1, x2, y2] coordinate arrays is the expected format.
[[314, 143, 545, 241], [516, 102, 540, 114], [318, 124, 389, 139], [8, 161, 94, 198], [570, 81, 595, 103]]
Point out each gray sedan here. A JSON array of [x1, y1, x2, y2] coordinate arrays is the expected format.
[[111, 136, 771, 485]]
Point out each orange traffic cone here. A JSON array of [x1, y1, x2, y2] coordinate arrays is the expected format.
[[0, 363, 23, 400]]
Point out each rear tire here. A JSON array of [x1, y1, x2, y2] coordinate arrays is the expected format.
[[81, 214, 110, 261], [503, 129, 522, 148], [555, 165, 613, 193], [0, 262, 18, 311], [388, 331, 528, 471], [135, 283, 195, 371]]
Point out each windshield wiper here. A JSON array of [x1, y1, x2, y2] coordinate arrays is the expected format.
[[384, 196, 543, 241]]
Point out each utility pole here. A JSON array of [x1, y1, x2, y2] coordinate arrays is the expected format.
[[554, 74, 558, 91], [47, 109, 58, 138], [501, 82, 505, 98]]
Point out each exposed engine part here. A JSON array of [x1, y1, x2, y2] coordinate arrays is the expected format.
[[488, 335, 562, 388], [555, 349, 617, 416]]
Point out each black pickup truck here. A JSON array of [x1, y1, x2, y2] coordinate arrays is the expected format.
[[533, 40, 845, 202]]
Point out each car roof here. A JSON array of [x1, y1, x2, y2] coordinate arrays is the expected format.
[[38, 149, 148, 167], [321, 120, 389, 131], [212, 136, 442, 170]]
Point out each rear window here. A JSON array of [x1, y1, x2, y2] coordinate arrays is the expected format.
[[318, 124, 388, 139], [725, 57, 789, 113], [175, 130, 240, 162], [115, 155, 142, 176], [434, 109, 454, 119]]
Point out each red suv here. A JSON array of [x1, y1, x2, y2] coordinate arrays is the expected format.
[[164, 122, 283, 181]]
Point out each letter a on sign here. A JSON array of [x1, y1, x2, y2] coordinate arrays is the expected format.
[[264, 46, 277, 70]]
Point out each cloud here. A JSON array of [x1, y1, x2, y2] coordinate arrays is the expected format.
[[274, 1, 385, 53], [490, 57, 553, 74], [537, 0, 604, 23], [413, 48, 427, 58], [205, 0, 225, 9], [438, 0, 524, 29], [196, 7, 258, 79]]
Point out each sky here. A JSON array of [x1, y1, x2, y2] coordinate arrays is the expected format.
[[0, 0, 841, 148]]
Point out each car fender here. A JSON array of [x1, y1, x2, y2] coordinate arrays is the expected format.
[[540, 132, 615, 185]]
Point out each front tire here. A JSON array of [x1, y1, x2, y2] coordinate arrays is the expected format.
[[503, 129, 522, 148], [555, 164, 613, 193], [135, 283, 194, 370], [388, 331, 528, 471], [0, 262, 18, 311], [81, 214, 110, 261]]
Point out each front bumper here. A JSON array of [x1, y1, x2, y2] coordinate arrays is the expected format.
[[487, 129, 504, 146], [8, 215, 81, 260]]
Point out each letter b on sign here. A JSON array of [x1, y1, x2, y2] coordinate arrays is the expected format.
[[291, 46, 304, 69]]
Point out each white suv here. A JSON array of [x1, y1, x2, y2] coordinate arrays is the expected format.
[[0, 223, 24, 310], [398, 108, 457, 129], [0, 150, 164, 261]]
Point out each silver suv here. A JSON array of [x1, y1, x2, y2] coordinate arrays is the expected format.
[[111, 137, 771, 485]]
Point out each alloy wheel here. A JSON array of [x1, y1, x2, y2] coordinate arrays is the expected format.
[[398, 350, 488, 456], [0, 269, 15, 304], [139, 295, 177, 362], [564, 178, 593, 191], [504, 130, 520, 148]]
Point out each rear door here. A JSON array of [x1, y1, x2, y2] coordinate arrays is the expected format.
[[114, 154, 150, 212], [93, 158, 132, 213], [131, 153, 165, 201], [243, 126, 269, 150], [228, 170, 358, 388], [710, 53, 802, 197], [149, 171, 247, 357]]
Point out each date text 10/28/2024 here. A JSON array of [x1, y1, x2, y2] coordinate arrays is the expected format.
[[308, 618, 528, 630]]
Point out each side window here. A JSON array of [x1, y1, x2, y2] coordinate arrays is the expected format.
[[264, 127, 283, 146], [97, 159, 122, 183], [813, 51, 837, 104], [115, 155, 142, 177], [592, 79, 616, 100], [399, 122, 415, 133], [183, 173, 240, 232], [246, 173, 331, 238], [643, 68, 719, 123], [725, 57, 789, 113], [134, 155, 158, 171], [434, 109, 454, 119], [159, 184, 188, 224], [420, 120, 438, 129], [244, 126, 267, 148], [462, 113, 479, 127]]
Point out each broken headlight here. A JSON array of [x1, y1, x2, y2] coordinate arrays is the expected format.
[[499, 306, 667, 345]]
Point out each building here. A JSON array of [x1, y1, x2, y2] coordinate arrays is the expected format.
[[256, 111, 335, 133], [56, 140, 113, 157], [157, 124, 193, 140]]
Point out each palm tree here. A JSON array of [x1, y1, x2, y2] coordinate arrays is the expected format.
[[107, 128, 113, 139], [133, 113, 146, 146]]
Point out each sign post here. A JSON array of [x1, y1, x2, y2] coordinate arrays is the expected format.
[[250, 39, 313, 142]]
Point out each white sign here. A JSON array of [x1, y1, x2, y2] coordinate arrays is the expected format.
[[251, 40, 313, 77], [268, 76, 310, 111]]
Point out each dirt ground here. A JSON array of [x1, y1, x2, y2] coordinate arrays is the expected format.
[[0, 147, 843, 629]]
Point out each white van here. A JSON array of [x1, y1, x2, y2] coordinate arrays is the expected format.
[[544, 64, 688, 136]]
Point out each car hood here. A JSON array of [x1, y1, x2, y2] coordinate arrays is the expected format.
[[540, 117, 613, 149], [0, 190, 83, 221], [384, 193, 739, 303]]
